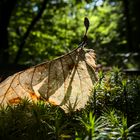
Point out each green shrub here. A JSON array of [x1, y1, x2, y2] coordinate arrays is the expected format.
[[0, 68, 140, 140]]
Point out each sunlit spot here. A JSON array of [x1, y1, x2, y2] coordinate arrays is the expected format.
[[33, 6, 38, 12], [96, 0, 103, 6]]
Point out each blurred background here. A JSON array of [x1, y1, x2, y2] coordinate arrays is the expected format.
[[0, 0, 140, 79]]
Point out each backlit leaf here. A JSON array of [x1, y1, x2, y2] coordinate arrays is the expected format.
[[0, 47, 97, 112]]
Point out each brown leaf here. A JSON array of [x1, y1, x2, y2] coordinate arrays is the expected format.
[[0, 47, 97, 112]]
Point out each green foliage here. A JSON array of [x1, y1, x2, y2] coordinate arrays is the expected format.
[[8, 0, 136, 68], [76, 111, 106, 139], [0, 69, 140, 139], [87, 67, 140, 123], [0, 0, 139, 68]]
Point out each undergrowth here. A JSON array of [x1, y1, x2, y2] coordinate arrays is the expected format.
[[0, 67, 140, 140]]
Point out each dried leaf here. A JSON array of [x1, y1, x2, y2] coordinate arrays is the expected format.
[[0, 47, 97, 112]]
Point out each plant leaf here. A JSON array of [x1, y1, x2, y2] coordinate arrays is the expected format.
[[0, 47, 97, 112]]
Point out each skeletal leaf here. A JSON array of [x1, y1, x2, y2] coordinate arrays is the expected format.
[[0, 47, 97, 112]]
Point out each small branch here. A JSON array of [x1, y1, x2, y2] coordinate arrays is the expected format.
[[14, 0, 48, 64]]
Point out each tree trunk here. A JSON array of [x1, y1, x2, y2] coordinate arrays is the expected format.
[[123, 0, 133, 52], [14, 0, 48, 64], [0, 0, 17, 64]]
